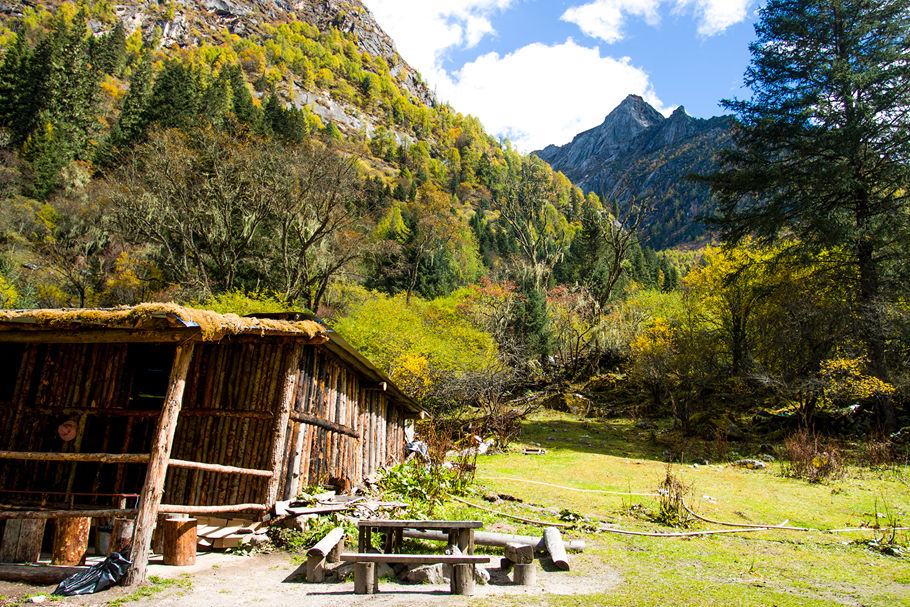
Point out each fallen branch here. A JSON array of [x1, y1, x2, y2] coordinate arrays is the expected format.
[[597, 522, 791, 537], [477, 476, 659, 497], [451, 496, 575, 528], [682, 499, 910, 534]]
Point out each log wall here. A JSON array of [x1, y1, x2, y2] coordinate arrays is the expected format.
[[278, 346, 407, 499], [0, 339, 411, 511]]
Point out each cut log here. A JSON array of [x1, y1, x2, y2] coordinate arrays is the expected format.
[[306, 527, 345, 583], [0, 564, 86, 585], [0, 519, 46, 563], [52, 517, 91, 566], [125, 343, 195, 586], [401, 529, 586, 552], [109, 518, 134, 555], [353, 562, 376, 594], [162, 518, 197, 566], [504, 542, 534, 564], [513, 563, 536, 586], [158, 504, 267, 515], [266, 345, 303, 506], [543, 527, 569, 571]]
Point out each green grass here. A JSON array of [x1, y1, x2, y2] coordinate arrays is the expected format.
[[458, 410, 910, 606], [105, 574, 193, 606]]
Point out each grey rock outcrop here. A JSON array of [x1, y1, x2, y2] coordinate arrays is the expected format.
[[535, 94, 733, 248]]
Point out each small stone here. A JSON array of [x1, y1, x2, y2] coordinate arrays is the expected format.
[[474, 565, 490, 584], [547, 435, 556, 441], [761, 454, 776, 462], [29, 597, 47, 605]]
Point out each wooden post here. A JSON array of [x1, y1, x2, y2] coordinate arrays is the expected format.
[[124, 343, 195, 586], [162, 518, 196, 566], [513, 563, 536, 586], [542, 527, 569, 571], [353, 562, 376, 594], [451, 529, 475, 596], [109, 518, 134, 555], [52, 517, 91, 565], [0, 519, 46, 563], [265, 345, 303, 507], [306, 527, 345, 583]]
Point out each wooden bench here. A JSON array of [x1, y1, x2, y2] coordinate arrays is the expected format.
[[339, 553, 491, 595]]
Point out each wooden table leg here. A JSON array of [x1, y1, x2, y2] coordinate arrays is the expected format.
[[358, 527, 369, 553], [451, 528, 476, 596]]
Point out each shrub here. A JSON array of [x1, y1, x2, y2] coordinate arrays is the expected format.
[[783, 430, 844, 482]]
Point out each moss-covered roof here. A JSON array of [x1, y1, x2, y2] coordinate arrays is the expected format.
[[0, 303, 328, 343]]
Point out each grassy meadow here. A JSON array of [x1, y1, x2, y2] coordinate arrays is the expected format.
[[438, 411, 910, 607]]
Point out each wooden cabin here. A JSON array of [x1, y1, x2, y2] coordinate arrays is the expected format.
[[0, 304, 420, 583]]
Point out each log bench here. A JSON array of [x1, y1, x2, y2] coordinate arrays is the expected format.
[[339, 553, 491, 595]]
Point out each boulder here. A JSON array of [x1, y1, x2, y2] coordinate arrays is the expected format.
[[733, 459, 767, 470], [404, 564, 447, 584]]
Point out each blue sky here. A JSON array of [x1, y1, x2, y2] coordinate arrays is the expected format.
[[361, 0, 761, 152]]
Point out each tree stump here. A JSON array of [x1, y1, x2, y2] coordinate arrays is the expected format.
[[0, 519, 46, 563], [109, 518, 135, 555], [353, 562, 376, 594], [52, 517, 91, 566], [162, 518, 196, 566], [513, 563, 536, 586]]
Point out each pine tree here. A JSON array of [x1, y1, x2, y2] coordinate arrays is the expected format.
[[111, 50, 154, 148], [146, 60, 200, 129], [702, 0, 910, 409]]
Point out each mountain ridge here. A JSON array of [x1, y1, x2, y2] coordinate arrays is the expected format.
[[535, 94, 733, 248]]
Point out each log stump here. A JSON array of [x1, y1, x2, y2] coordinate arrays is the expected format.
[[0, 519, 46, 563], [109, 518, 135, 555], [353, 562, 376, 594], [52, 517, 91, 566], [513, 563, 536, 586], [162, 518, 196, 566]]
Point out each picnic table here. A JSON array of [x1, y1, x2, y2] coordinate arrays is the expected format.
[[342, 519, 489, 595]]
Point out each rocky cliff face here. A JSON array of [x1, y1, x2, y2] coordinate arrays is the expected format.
[[0, 0, 434, 106], [535, 95, 732, 248]]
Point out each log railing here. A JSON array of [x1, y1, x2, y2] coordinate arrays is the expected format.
[[0, 453, 272, 478]]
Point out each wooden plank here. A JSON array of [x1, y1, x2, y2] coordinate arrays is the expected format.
[[0, 519, 45, 563], [0, 329, 199, 344], [124, 343, 195, 587]]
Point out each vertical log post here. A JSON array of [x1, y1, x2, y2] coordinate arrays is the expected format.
[[108, 518, 134, 555], [265, 345, 303, 507], [124, 343, 195, 586], [51, 517, 91, 566], [451, 528, 475, 596]]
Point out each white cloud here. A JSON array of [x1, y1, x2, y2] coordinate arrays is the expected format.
[[362, 1, 514, 87], [360, 2, 670, 152], [561, 0, 661, 44], [443, 39, 669, 152], [561, 0, 753, 43], [681, 0, 753, 36]]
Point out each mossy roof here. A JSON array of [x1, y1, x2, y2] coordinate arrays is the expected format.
[[0, 303, 329, 343]]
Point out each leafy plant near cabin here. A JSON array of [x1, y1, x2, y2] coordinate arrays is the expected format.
[[378, 461, 472, 518], [267, 513, 355, 553]]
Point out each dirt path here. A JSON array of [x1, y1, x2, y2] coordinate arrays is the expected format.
[[0, 549, 620, 607]]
